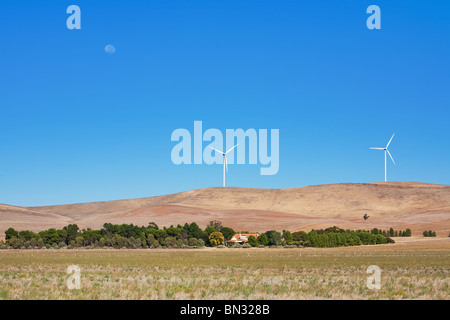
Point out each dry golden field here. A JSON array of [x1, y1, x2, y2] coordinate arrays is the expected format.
[[0, 237, 448, 300]]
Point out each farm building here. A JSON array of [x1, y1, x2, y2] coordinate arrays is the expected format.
[[227, 233, 260, 245]]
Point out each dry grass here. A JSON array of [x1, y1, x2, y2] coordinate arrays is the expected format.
[[0, 240, 449, 300]]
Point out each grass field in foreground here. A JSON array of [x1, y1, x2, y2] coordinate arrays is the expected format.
[[0, 238, 449, 300]]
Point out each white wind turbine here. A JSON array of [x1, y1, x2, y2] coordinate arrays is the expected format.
[[370, 133, 396, 182], [209, 144, 238, 187]]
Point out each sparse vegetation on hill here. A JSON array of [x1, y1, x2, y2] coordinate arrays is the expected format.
[[1, 223, 396, 249]]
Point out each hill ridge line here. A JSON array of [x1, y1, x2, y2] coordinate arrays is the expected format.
[[0, 182, 449, 237]]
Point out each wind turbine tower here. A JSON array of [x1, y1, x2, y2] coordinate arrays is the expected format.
[[209, 144, 238, 187], [370, 134, 396, 182]]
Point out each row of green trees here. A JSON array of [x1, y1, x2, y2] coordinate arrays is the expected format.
[[289, 226, 410, 239], [2, 223, 394, 249], [368, 228, 411, 237], [284, 227, 394, 248], [3, 221, 235, 249]]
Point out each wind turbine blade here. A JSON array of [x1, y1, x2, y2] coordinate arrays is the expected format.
[[225, 144, 238, 154], [387, 149, 396, 165], [370, 147, 384, 150], [386, 133, 395, 148], [209, 146, 224, 154], [225, 155, 228, 172]]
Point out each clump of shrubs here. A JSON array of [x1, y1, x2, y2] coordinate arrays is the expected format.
[[196, 238, 205, 248], [423, 230, 437, 237]]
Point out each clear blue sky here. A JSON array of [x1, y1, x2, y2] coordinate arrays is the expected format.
[[1, 1, 449, 206]]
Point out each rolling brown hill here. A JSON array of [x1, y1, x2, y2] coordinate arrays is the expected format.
[[1, 182, 449, 238]]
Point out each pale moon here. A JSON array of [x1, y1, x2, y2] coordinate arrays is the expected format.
[[105, 44, 116, 54]]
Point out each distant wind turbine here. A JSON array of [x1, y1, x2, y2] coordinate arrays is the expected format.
[[209, 144, 238, 187], [370, 133, 396, 182]]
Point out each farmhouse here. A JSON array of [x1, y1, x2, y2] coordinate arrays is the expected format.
[[227, 233, 260, 245]]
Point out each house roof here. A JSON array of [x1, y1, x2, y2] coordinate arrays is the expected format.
[[228, 233, 260, 242]]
